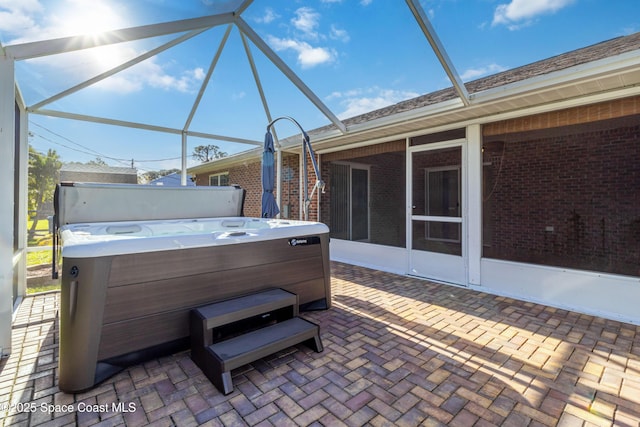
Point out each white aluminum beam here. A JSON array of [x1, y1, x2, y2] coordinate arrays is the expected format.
[[405, 0, 470, 106], [240, 31, 283, 215], [0, 55, 15, 357], [235, 0, 255, 16], [240, 32, 275, 137], [184, 25, 233, 131], [5, 13, 235, 60], [181, 132, 188, 186], [31, 28, 209, 111], [30, 109, 263, 145], [235, 17, 347, 134], [186, 130, 262, 146]]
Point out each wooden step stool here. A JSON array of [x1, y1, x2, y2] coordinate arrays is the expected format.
[[190, 288, 323, 395]]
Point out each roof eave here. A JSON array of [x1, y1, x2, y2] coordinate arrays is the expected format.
[[470, 49, 640, 104], [190, 46, 640, 174]]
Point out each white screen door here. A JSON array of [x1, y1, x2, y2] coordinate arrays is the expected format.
[[409, 142, 466, 284]]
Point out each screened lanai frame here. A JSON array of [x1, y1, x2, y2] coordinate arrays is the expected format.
[[3, 1, 640, 355], [0, 0, 469, 357], [4, 0, 465, 181]]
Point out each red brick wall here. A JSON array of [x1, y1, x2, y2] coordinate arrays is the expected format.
[[280, 153, 301, 220], [483, 114, 640, 276], [229, 161, 262, 218], [194, 153, 302, 219]]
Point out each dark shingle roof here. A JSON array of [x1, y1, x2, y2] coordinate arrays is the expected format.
[[190, 32, 640, 173], [315, 32, 640, 131]]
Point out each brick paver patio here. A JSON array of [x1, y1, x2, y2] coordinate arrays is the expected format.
[[1, 262, 639, 426]]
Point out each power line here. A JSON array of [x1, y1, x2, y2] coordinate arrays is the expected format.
[[28, 120, 184, 164], [30, 120, 110, 158], [30, 131, 187, 179]]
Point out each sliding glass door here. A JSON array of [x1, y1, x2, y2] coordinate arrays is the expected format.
[[330, 163, 369, 241]]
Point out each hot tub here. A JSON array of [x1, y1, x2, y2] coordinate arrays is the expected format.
[[55, 183, 331, 393]]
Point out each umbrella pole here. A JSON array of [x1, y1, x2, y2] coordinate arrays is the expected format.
[[276, 146, 282, 218], [266, 116, 325, 221]]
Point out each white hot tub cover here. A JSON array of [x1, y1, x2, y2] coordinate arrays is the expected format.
[[54, 182, 246, 226]]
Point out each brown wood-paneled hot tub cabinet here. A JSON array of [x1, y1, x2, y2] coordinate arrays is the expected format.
[[54, 183, 331, 393]]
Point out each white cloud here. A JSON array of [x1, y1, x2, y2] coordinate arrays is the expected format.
[[93, 61, 205, 94], [192, 67, 206, 81], [232, 91, 246, 101], [328, 87, 420, 119], [1, 0, 132, 44], [330, 25, 350, 43], [319, 0, 371, 5], [0, 0, 206, 95], [460, 63, 508, 81], [0, 0, 43, 35], [255, 7, 279, 24], [492, 0, 575, 30], [267, 35, 336, 68], [292, 7, 321, 40]]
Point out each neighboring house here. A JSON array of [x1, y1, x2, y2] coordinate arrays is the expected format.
[[60, 163, 138, 184], [189, 32, 640, 325], [149, 172, 195, 187]]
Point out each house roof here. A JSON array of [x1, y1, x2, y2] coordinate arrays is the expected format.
[[60, 163, 138, 175], [342, 32, 640, 127], [149, 172, 195, 187], [189, 31, 640, 174]]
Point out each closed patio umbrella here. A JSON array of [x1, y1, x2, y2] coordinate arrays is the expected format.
[[261, 130, 279, 218]]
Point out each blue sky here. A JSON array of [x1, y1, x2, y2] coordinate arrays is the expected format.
[[1, 0, 638, 174]]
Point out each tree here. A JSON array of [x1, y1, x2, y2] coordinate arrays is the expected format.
[[28, 147, 62, 240], [139, 168, 181, 184], [86, 157, 107, 166], [192, 144, 227, 163]]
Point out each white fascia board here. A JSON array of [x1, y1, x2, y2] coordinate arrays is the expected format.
[[299, 97, 465, 152], [187, 141, 303, 174], [470, 49, 640, 103], [276, 97, 465, 152], [187, 146, 263, 173], [345, 98, 465, 135]]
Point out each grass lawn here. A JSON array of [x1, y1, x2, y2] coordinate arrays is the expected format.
[[26, 218, 59, 294], [27, 283, 60, 294], [27, 219, 53, 266]]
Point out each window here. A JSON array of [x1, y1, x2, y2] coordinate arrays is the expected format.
[[425, 166, 461, 243], [411, 146, 462, 256], [209, 172, 229, 186], [321, 141, 406, 248]]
